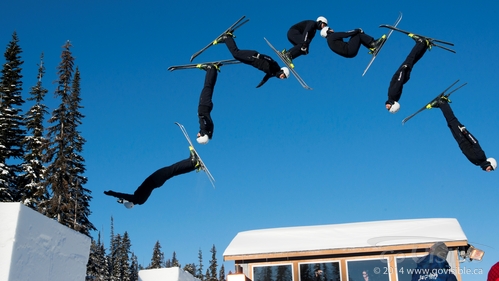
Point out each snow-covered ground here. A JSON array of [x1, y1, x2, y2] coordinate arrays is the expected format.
[[139, 267, 201, 281], [0, 203, 90, 281]]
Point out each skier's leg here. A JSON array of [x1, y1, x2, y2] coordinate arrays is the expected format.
[[401, 40, 428, 81], [343, 34, 362, 58], [287, 29, 304, 59], [131, 157, 196, 205], [359, 33, 375, 49], [224, 36, 256, 64], [198, 67, 217, 138]]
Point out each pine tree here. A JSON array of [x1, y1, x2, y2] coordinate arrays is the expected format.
[[44, 41, 94, 235], [171, 251, 180, 268], [0, 31, 25, 202], [219, 264, 225, 281], [208, 245, 218, 281], [197, 249, 204, 281], [110, 233, 122, 281], [118, 232, 132, 281], [148, 240, 164, 269], [129, 253, 139, 281], [86, 232, 109, 281], [183, 263, 197, 276], [19, 53, 49, 211]]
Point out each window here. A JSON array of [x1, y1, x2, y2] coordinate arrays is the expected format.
[[299, 262, 341, 281], [253, 264, 293, 281], [347, 258, 390, 281]]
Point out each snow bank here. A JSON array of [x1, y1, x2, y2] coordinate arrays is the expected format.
[[139, 267, 201, 281], [0, 202, 91, 281]]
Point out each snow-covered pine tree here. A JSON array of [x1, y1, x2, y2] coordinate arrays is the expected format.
[[44, 41, 94, 235], [0, 32, 25, 202], [148, 240, 164, 269], [208, 245, 218, 281], [20, 53, 49, 212]]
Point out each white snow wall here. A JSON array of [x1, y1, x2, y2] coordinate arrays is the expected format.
[[139, 267, 202, 281], [0, 202, 91, 281]]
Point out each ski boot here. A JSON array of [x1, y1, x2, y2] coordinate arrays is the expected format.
[[281, 49, 295, 69], [408, 33, 434, 50], [196, 62, 221, 72], [213, 32, 233, 44], [368, 34, 386, 54], [189, 146, 201, 172], [426, 95, 451, 109]]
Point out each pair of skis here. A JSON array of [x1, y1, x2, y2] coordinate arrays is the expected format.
[[362, 12, 403, 76], [168, 16, 249, 72], [401, 80, 467, 124], [263, 37, 312, 90], [380, 24, 456, 53], [175, 122, 215, 188]]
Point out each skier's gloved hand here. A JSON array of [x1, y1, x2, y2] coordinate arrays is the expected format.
[[355, 28, 364, 34]]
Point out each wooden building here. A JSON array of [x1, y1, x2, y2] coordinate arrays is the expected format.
[[223, 218, 481, 281]]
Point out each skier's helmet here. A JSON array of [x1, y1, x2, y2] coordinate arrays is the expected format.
[[388, 101, 400, 113], [281, 67, 290, 78], [197, 134, 209, 145], [124, 201, 134, 209], [320, 27, 330, 38], [487, 158, 497, 170], [316, 16, 328, 25]]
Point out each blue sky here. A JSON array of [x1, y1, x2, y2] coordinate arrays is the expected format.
[[2, 0, 498, 279]]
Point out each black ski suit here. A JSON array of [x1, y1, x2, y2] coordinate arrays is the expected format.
[[287, 20, 321, 59], [198, 67, 218, 140], [104, 157, 196, 205], [386, 38, 428, 105], [439, 101, 491, 170], [325, 29, 375, 58], [224, 36, 283, 87]]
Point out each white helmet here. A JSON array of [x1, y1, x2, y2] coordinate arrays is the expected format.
[[281, 67, 290, 78], [320, 27, 330, 38], [196, 134, 209, 145], [388, 101, 400, 113], [487, 158, 497, 170], [123, 200, 134, 209], [316, 16, 328, 25]]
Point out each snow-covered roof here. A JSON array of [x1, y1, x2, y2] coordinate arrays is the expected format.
[[223, 218, 467, 259]]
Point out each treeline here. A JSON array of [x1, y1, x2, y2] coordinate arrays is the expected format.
[[0, 32, 94, 235], [0, 32, 227, 281], [86, 217, 226, 281]]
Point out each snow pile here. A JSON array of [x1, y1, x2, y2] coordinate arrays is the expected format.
[[139, 267, 201, 281], [0, 202, 91, 281]]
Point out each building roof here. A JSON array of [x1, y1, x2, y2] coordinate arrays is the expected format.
[[223, 218, 467, 259]]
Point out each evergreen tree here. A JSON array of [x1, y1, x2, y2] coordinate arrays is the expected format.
[[130, 253, 139, 281], [0, 32, 25, 202], [117, 231, 132, 281], [171, 251, 180, 268], [208, 245, 218, 281], [44, 41, 94, 235], [219, 264, 225, 281], [183, 263, 197, 276], [86, 232, 109, 281], [148, 240, 164, 269], [19, 53, 49, 211], [108, 217, 116, 278], [165, 258, 172, 268], [110, 233, 122, 281], [197, 249, 204, 281]]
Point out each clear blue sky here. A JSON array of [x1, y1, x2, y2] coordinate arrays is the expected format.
[[2, 0, 498, 279]]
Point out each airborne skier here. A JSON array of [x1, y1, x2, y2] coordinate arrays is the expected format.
[[386, 34, 432, 113], [281, 16, 329, 64], [215, 32, 289, 88], [320, 26, 386, 58], [104, 147, 201, 208], [426, 96, 496, 172]]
